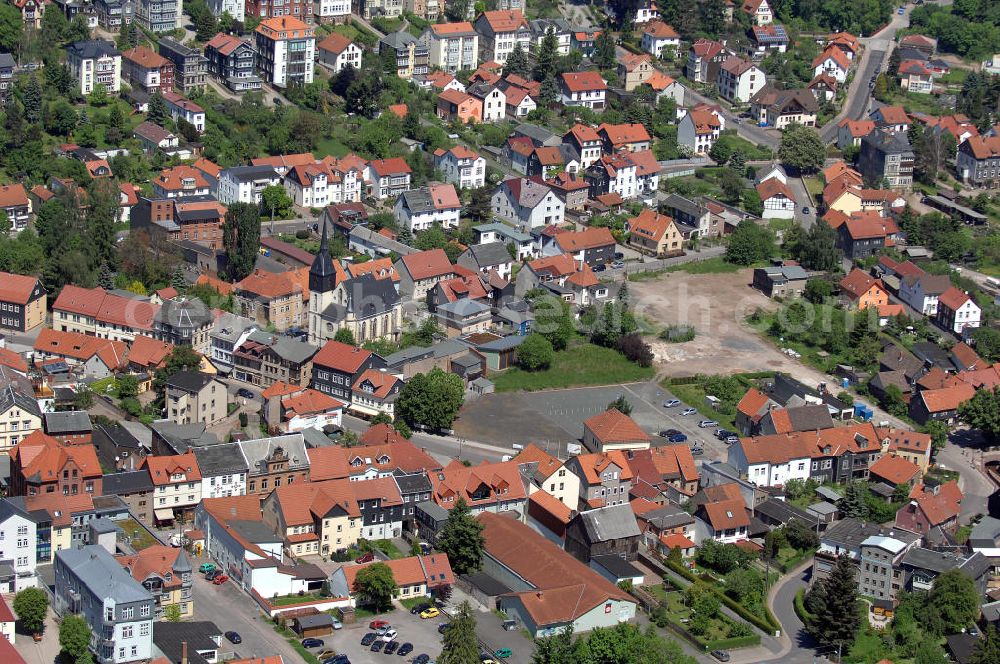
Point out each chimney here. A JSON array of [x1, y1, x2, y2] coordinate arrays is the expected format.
[[181, 642, 188, 664]]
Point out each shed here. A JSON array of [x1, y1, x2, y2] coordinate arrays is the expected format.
[[295, 612, 335, 637], [590, 554, 645, 587]]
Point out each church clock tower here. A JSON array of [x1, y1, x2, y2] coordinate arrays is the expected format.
[[308, 220, 339, 344]]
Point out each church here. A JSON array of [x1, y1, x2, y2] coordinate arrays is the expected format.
[[308, 221, 403, 345]]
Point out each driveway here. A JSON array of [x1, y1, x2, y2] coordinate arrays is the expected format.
[[14, 607, 61, 664]]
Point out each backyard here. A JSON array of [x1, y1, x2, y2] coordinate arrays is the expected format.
[[118, 518, 158, 551], [642, 582, 760, 652]]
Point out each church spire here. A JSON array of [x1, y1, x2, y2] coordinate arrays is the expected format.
[[309, 218, 338, 293]]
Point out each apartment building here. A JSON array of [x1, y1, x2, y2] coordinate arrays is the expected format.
[[256, 17, 315, 87], [158, 38, 208, 93], [66, 40, 122, 95], [422, 22, 478, 73], [204, 33, 262, 93]]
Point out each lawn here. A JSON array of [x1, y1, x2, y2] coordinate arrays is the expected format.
[[802, 175, 824, 199], [372, 539, 405, 560], [269, 592, 322, 607], [492, 343, 654, 392], [118, 518, 158, 551], [626, 257, 759, 281], [315, 137, 350, 158]]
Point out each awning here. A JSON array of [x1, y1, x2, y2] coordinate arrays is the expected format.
[[154, 508, 175, 521]]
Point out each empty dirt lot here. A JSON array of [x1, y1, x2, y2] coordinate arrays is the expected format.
[[630, 268, 831, 386]]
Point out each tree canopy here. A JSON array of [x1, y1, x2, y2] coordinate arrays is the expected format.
[[725, 220, 775, 266], [436, 497, 486, 576], [778, 124, 826, 173], [13, 587, 49, 634], [958, 386, 1000, 441], [353, 562, 397, 613], [396, 367, 465, 431], [804, 554, 861, 650]]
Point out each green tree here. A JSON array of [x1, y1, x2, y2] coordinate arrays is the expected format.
[[436, 497, 486, 575], [223, 202, 261, 281], [13, 587, 49, 634], [970, 327, 1000, 362], [353, 562, 397, 613], [797, 221, 840, 271], [0, 3, 23, 53], [607, 395, 632, 416], [503, 42, 529, 78], [444, 0, 469, 22], [725, 219, 775, 265], [517, 333, 554, 371], [59, 614, 91, 661], [22, 74, 42, 124], [804, 278, 833, 304], [539, 74, 559, 106], [533, 30, 558, 82], [959, 386, 1000, 440], [439, 601, 480, 664], [162, 604, 182, 622], [195, 7, 217, 41], [971, 626, 1000, 664], [594, 29, 616, 69], [922, 420, 950, 453], [778, 124, 826, 173], [260, 184, 293, 220], [333, 327, 357, 345], [533, 625, 577, 664], [116, 374, 140, 399], [923, 569, 981, 634], [147, 93, 170, 126], [396, 367, 465, 430], [65, 14, 91, 42], [719, 168, 745, 204], [881, 384, 909, 417], [74, 386, 95, 410], [837, 480, 869, 519], [805, 554, 860, 650], [741, 189, 764, 216]]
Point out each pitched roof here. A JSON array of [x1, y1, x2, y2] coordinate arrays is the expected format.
[[554, 226, 615, 252], [937, 286, 972, 311], [142, 451, 203, 484], [11, 431, 102, 483], [0, 348, 28, 374], [513, 443, 563, 481], [701, 498, 750, 531], [560, 71, 607, 93], [529, 489, 573, 524], [478, 512, 632, 625], [721, 55, 756, 76], [313, 340, 373, 373], [918, 383, 976, 413], [0, 271, 41, 305], [843, 212, 898, 240], [907, 480, 962, 526], [874, 105, 911, 126], [352, 368, 401, 399], [128, 335, 173, 370], [691, 39, 725, 59], [431, 459, 526, 507], [643, 21, 679, 39], [317, 32, 355, 55], [584, 408, 651, 444], [598, 122, 651, 146], [122, 45, 170, 69], [840, 268, 886, 300], [34, 328, 128, 370], [205, 32, 248, 56], [53, 285, 159, 331], [813, 45, 850, 70], [628, 208, 674, 243], [571, 450, 634, 485], [737, 387, 771, 419], [756, 177, 796, 202], [628, 444, 698, 485], [118, 545, 190, 589], [869, 453, 921, 485], [735, 422, 885, 465], [429, 21, 476, 36], [479, 9, 528, 32], [341, 554, 455, 592], [369, 158, 412, 177], [399, 248, 454, 281]]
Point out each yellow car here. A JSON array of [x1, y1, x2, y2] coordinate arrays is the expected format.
[[420, 607, 441, 619]]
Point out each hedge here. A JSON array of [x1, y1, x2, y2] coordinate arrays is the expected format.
[[702, 635, 762, 651], [794, 587, 814, 624], [664, 560, 780, 634], [775, 548, 813, 573]]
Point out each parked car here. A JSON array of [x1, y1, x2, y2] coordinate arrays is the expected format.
[[361, 633, 377, 646], [356, 552, 376, 564], [659, 429, 681, 437], [662, 399, 681, 408], [212, 574, 229, 585], [692, 448, 704, 456], [381, 629, 398, 642], [323, 656, 349, 664], [681, 407, 697, 416], [410, 602, 433, 615], [668, 433, 688, 443], [199, 563, 216, 573], [711, 650, 731, 662], [376, 626, 392, 636], [236, 388, 255, 399], [414, 656, 430, 664], [302, 638, 325, 649], [698, 419, 719, 428], [714, 429, 734, 440], [438, 623, 451, 634], [317, 651, 337, 660], [494, 648, 513, 658], [369, 620, 390, 630], [726, 436, 740, 444], [205, 570, 221, 581], [384, 641, 399, 655], [593, 264, 606, 273], [397, 643, 414, 656], [370, 640, 385, 653], [614, 252, 624, 260], [611, 260, 624, 269], [331, 619, 342, 630], [420, 607, 440, 619], [224, 631, 241, 644], [803, 207, 811, 215]]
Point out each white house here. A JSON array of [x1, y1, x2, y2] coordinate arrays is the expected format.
[[473, 10, 531, 65], [422, 22, 479, 73], [208, 0, 244, 22], [529, 18, 572, 55], [560, 71, 607, 110], [313, 0, 351, 26], [283, 163, 332, 208], [217, 165, 281, 205], [473, 222, 536, 260], [812, 47, 850, 83], [367, 158, 412, 200], [0, 500, 38, 591], [491, 177, 565, 229], [742, 0, 773, 25], [192, 444, 248, 501], [470, 82, 507, 123], [162, 91, 206, 133], [757, 177, 796, 219], [66, 40, 122, 95], [394, 183, 462, 231], [641, 21, 680, 58], [936, 287, 981, 335], [717, 55, 766, 103], [316, 33, 362, 74], [727, 435, 812, 488], [898, 273, 952, 316], [433, 146, 486, 189], [677, 104, 724, 154]]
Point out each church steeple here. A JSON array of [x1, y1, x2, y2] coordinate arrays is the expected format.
[[309, 219, 338, 293]]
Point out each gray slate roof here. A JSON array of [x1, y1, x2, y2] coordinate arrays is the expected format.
[[102, 470, 154, 495], [591, 554, 642, 579], [899, 546, 964, 573], [318, 274, 400, 325], [246, 330, 319, 365], [0, 53, 15, 69], [151, 420, 219, 454], [238, 433, 308, 473], [57, 545, 152, 604], [461, 242, 511, 269], [969, 515, 1000, 548], [43, 410, 92, 433], [0, 385, 41, 419], [577, 503, 642, 542], [193, 443, 249, 476], [166, 370, 216, 393], [67, 40, 119, 60], [754, 498, 817, 525]]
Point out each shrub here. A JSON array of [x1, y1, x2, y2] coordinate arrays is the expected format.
[[619, 333, 654, 367], [660, 325, 696, 343]]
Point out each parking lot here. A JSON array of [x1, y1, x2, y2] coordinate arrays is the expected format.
[[308, 606, 443, 664], [455, 381, 730, 463]]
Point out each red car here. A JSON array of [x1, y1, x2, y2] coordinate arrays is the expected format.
[[355, 552, 376, 564], [212, 574, 229, 585], [368, 619, 389, 630]]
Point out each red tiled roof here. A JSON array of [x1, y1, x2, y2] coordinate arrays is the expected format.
[[702, 499, 749, 530], [584, 408, 651, 444], [122, 45, 170, 69], [143, 452, 202, 484], [598, 122, 651, 146], [869, 454, 921, 485], [128, 335, 173, 370], [644, 21, 679, 39], [560, 71, 607, 93], [528, 490, 573, 525], [341, 554, 455, 592], [205, 33, 246, 56], [431, 459, 526, 507], [282, 388, 345, 417], [554, 227, 615, 252], [839, 268, 886, 300], [0, 348, 28, 373], [118, 545, 188, 589], [352, 368, 401, 399], [317, 32, 354, 55], [937, 286, 971, 311], [906, 480, 961, 526], [479, 9, 527, 32], [513, 443, 563, 480], [757, 177, 796, 203], [737, 387, 771, 419], [399, 248, 454, 281], [369, 158, 412, 178], [11, 431, 102, 484], [34, 328, 128, 370], [0, 271, 41, 305], [235, 269, 304, 300], [875, 106, 911, 126], [918, 383, 976, 413], [313, 340, 372, 373]]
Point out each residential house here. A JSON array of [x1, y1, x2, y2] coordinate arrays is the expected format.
[[192, 443, 248, 501], [9, 431, 102, 497], [936, 287, 981, 335], [627, 445, 699, 501], [367, 158, 412, 200], [232, 331, 317, 390], [559, 71, 606, 110], [133, 122, 180, 155], [433, 146, 485, 190], [255, 17, 315, 88], [870, 105, 911, 134], [839, 268, 890, 309], [584, 153, 637, 200], [868, 453, 921, 492], [694, 495, 749, 544], [547, 226, 616, 267], [54, 546, 154, 664], [582, 408, 651, 453], [528, 18, 572, 54], [316, 33, 361, 74], [857, 531, 921, 602], [895, 480, 962, 535], [749, 86, 818, 129], [350, 368, 403, 419], [956, 135, 1000, 189], [12, 0, 45, 29], [717, 55, 765, 103], [563, 124, 604, 170], [514, 254, 613, 308], [757, 176, 796, 219], [204, 33, 262, 93], [477, 512, 636, 637], [748, 24, 789, 58], [858, 127, 915, 190], [617, 52, 655, 92], [42, 411, 92, 446], [0, 271, 45, 331], [598, 123, 652, 154], [32, 329, 127, 378], [812, 46, 850, 83], [233, 269, 306, 332], [752, 264, 808, 298], [117, 545, 193, 619], [898, 272, 951, 316], [491, 177, 564, 229], [474, 10, 530, 65], [514, 443, 580, 510], [121, 46, 174, 94], [161, 91, 205, 133], [900, 34, 937, 57], [261, 479, 361, 556], [217, 165, 281, 205], [0, 499, 39, 590], [394, 183, 462, 232], [457, 242, 513, 281], [378, 31, 428, 80], [677, 104, 724, 154], [808, 73, 839, 102], [422, 22, 478, 73], [742, 0, 772, 25], [564, 503, 642, 563], [164, 371, 229, 426], [330, 553, 454, 605], [626, 208, 684, 258], [436, 89, 482, 124], [135, 0, 179, 32], [158, 38, 208, 93], [238, 433, 310, 501], [900, 59, 933, 93], [641, 21, 680, 58], [152, 165, 212, 199], [310, 341, 385, 403], [0, 185, 31, 235], [566, 451, 633, 510], [909, 383, 976, 425], [428, 459, 528, 521], [143, 452, 202, 524], [66, 40, 122, 95], [394, 248, 457, 301], [686, 39, 728, 83]]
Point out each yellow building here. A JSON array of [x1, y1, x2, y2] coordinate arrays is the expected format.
[[0, 388, 43, 453], [117, 545, 195, 619], [262, 480, 362, 557]]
